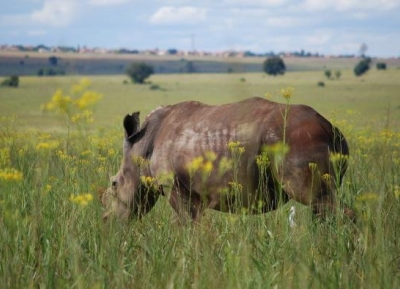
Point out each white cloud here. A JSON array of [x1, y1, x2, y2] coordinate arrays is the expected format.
[[149, 6, 207, 24], [223, 0, 287, 6], [303, 0, 400, 12], [31, 0, 78, 27], [87, 0, 131, 6]]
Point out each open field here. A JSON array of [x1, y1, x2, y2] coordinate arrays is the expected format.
[[1, 69, 399, 132], [2, 51, 400, 76], [1, 70, 400, 288]]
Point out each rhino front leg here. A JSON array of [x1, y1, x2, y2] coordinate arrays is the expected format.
[[168, 181, 204, 224]]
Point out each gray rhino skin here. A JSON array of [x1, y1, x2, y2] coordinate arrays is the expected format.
[[101, 97, 351, 222]]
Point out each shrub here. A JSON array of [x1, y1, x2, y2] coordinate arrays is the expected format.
[[317, 81, 325, 87], [354, 57, 371, 76], [324, 70, 332, 80], [376, 62, 387, 70], [149, 84, 162, 90], [37, 67, 65, 76], [1, 75, 19, 87]]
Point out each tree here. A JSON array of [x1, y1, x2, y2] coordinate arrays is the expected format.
[[263, 56, 286, 76], [334, 70, 341, 80], [48, 56, 58, 66], [324, 69, 332, 80], [376, 62, 387, 70], [354, 57, 371, 76], [126, 62, 154, 84]]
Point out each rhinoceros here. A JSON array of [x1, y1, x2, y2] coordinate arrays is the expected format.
[[101, 97, 352, 222]]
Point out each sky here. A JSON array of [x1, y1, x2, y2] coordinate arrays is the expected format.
[[1, 0, 400, 58]]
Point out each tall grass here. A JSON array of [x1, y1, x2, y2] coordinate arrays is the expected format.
[[1, 77, 400, 288]]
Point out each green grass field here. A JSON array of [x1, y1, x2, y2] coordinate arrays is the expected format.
[[1, 69, 400, 288]]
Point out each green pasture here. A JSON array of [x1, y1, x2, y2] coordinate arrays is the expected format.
[[1, 69, 399, 132], [1, 70, 400, 288]]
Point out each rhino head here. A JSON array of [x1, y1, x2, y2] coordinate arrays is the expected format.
[[101, 112, 160, 221]]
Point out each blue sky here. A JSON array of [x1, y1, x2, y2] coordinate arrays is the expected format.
[[1, 0, 399, 57]]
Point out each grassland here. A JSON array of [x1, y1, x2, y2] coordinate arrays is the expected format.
[[1, 69, 399, 131], [2, 51, 400, 76], [0, 68, 400, 288]]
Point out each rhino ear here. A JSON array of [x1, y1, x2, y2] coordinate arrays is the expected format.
[[123, 112, 140, 139]]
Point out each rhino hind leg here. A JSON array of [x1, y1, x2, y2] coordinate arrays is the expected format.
[[281, 157, 354, 221]]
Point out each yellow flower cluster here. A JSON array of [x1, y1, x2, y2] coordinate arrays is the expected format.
[[188, 156, 213, 174], [71, 78, 91, 94], [140, 176, 157, 189], [69, 193, 93, 206], [71, 109, 94, 123], [322, 173, 332, 182], [256, 151, 270, 167], [329, 152, 348, 163], [41, 89, 72, 113], [218, 156, 233, 176], [0, 168, 23, 182], [41, 78, 102, 124], [228, 181, 243, 193], [132, 156, 150, 167], [280, 87, 294, 100], [308, 162, 318, 171], [228, 141, 245, 154], [264, 142, 289, 157], [75, 91, 102, 110], [36, 140, 59, 150]]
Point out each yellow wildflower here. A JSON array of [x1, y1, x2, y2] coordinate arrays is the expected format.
[[203, 161, 213, 173], [228, 181, 243, 193], [308, 162, 317, 171], [0, 168, 23, 181], [140, 176, 157, 189], [329, 152, 348, 163], [204, 151, 217, 162], [228, 141, 245, 156], [255, 152, 270, 167], [69, 193, 93, 206], [36, 140, 59, 150], [218, 157, 233, 176], [188, 156, 204, 172], [228, 141, 241, 151], [43, 184, 52, 195], [280, 87, 294, 100], [71, 78, 91, 95], [75, 90, 102, 110], [265, 142, 289, 156], [322, 173, 332, 182], [132, 156, 149, 167]]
